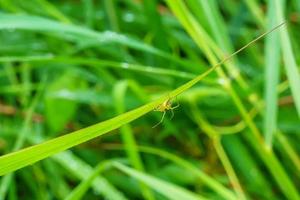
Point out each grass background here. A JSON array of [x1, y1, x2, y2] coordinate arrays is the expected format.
[[0, 0, 300, 199]]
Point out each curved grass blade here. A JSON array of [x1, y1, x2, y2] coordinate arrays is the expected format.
[[0, 22, 284, 176], [113, 81, 155, 200], [0, 56, 196, 80], [113, 162, 207, 200], [64, 160, 112, 200], [274, 0, 300, 118], [104, 144, 238, 200], [264, 0, 281, 148], [0, 13, 192, 68], [52, 152, 127, 200]]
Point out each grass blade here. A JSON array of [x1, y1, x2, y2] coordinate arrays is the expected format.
[[113, 81, 155, 200], [274, 0, 300, 117], [52, 152, 127, 200], [0, 13, 191, 68], [102, 143, 237, 200], [113, 162, 206, 200], [264, 0, 281, 147], [64, 160, 115, 200], [0, 22, 283, 176]]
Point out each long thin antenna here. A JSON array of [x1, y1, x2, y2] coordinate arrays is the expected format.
[[210, 21, 286, 71]]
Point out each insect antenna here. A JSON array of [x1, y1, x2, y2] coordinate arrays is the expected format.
[[170, 109, 174, 120]]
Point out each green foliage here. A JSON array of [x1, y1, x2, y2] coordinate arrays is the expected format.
[[0, 0, 299, 200]]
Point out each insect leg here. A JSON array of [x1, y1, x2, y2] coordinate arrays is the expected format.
[[170, 109, 174, 120], [152, 111, 166, 128]]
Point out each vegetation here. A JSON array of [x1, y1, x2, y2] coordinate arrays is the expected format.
[[0, 0, 299, 199]]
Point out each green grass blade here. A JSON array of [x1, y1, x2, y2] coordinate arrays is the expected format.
[[103, 143, 237, 200], [0, 66, 209, 175], [0, 61, 215, 175], [35, 0, 71, 23], [64, 160, 115, 200], [0, 21, 281, 176], [189, 102, 247, 200], [83, 0, 94, 28], [52, 152, 127, 200], [0, 13, 191, 68], [244, 131, 300, 200], [0, 55, 54, 62], [113, 162, 207, 200], [276, 132, 300, 172], [264, 0, 281, 148], [136, 146, 237, 200], [185, 0, 248, 89], [186, 0, 233, 53], [0, 56, 196, 79], [244, 0, 265, 27], [0, 96, 159, 175], [222, 136, 275, 199], [274, 0, 300, 118], [113, 81, 155, 200]]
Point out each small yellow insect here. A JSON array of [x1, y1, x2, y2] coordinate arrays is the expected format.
[[152, 97, 180, 128]]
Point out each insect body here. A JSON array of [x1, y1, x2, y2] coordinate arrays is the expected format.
[[152, 97, 180, 128]]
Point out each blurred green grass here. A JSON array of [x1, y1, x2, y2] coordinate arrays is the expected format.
[[0, 0, 300, 199]]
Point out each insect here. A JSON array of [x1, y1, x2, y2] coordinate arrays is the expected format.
[[151, 21, 286, 128], [152, 97, 180, 128]]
